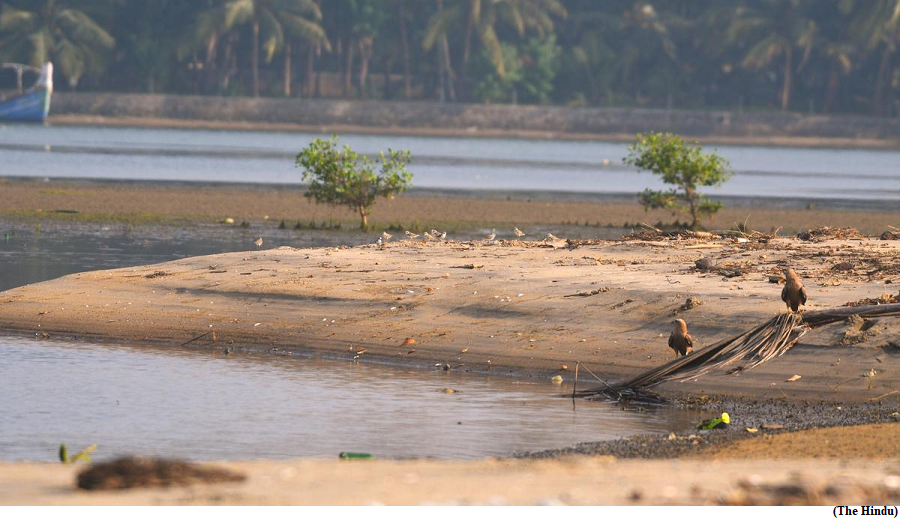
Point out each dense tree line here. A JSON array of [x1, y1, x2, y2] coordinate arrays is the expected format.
[[1, 0, 898, 116]]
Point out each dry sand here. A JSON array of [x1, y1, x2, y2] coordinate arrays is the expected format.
[[4, 451, 900, 505], [1, 234, 899, 402]]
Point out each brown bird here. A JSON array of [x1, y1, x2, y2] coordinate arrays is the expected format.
[[781, 267, 807, 312], [254, 237, 263, 250], [668, 318, 694, 359]]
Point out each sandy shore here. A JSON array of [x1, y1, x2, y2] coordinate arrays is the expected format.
[[4, 437, 900, 505], [2, 234, 899, 403], [49, 114, 900, 150], [3, 230, 900, 504], [2, 178, 900, 235]]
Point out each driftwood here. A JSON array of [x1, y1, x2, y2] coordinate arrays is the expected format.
[[575, 302, 900, 400]]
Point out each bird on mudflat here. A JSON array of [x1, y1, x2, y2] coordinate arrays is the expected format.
[[668, 318, 694, 359], [781, 267, 808, 312], [382, 231, 393, 241], [376, 236, 384, 248], [486, 229, 496, 241], [545, 233, 560, 241], [405, 231, 420, 239], [514, 227, 526, 238], [254, 237, 263, 250]]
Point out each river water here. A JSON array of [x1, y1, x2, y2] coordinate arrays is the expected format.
[[0, 335, 698, 462], [0, 224, 700, 462], [2, 123, 899, 201]]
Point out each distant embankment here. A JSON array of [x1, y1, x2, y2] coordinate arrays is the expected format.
[[52, 92, 900, 147]]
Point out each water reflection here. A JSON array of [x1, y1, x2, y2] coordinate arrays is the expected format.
[[0, 336, 700, 461]]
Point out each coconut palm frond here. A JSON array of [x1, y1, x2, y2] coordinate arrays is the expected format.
[[575, 303, 900, 401]]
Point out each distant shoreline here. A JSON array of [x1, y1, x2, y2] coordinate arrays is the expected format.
[[49, 113, 900, 150], [48, 92, 900, 150]]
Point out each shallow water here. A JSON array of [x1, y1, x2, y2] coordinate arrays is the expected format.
[[0, 336, 699, 461], [2, 123, 899, 200]]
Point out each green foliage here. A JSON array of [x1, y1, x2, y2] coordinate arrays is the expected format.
[[295, 136, 412, 229], [625, 132, 732, 230], [472, 36, 560, 104], [0, 0, 115, 87]]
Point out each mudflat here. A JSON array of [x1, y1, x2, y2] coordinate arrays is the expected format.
[[2, 178, 900, 234]]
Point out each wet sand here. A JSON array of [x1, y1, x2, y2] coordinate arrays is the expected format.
[[2, 178, 900, 235]]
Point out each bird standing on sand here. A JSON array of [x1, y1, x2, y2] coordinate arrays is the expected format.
[[514, 227, 525, 238], [545, 233, 560, 241], [254, 237, 263, 250], [668, 318, 694, 359], [781, 267, 807, 312], [405, 230, 419, 239], [486, 229, 496, 241], [376, 236, 384, 248], [382, 231, 393, 241]]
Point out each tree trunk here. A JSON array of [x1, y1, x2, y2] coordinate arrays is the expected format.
[[460, 7, 474, 99], [824, 65, 839, 113], [204, 33, 218, 94], [780, 44, 792, 111], [685, 187, 698, 230], [283, 42, 292, 97], [399, 11, 412, 98], [252, 19, 260, 97], [441, 33, 456, 101], [304, 44, 316, 97], [343, 38, 354, 98], [359, 205, 368, 229], [358, 36, 373, 98], [873, 44, 893, 116]]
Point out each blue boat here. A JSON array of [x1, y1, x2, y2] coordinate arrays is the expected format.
[[0, 62, 53, 122]]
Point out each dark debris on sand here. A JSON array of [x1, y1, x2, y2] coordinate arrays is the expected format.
[[77, 457, 246, 491]]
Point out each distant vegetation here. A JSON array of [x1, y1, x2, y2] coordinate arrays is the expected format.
[[0, 1, 898, 117], [295, 136, 412, 229], [624, 132, 732, 230]]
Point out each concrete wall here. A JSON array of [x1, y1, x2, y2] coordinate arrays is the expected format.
[[53, 92, 900, 140]]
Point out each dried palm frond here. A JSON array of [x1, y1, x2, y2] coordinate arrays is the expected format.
[[575, 302, 900, 400]]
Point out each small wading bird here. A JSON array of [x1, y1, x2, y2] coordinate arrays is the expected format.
[[545, 233, 560, 241], [668, 318, 694, 359], [486, 229, 496, 241], [382, 231, 393, 241], [376, 236, 384, 248], [254, 237, 263, 250], [405, 230, 419, 239], [514, 227, 525, 238], [781, 267, 807, 312]]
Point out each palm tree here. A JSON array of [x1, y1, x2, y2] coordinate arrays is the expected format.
[[848, 0, 900, 116], [182, 0, 328, 97], [423, 0, 566, 99], [727, 0, 816, 111], [0, 0, 115, 88]]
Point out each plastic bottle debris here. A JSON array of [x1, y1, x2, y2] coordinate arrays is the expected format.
[[697, 412, 730, 430], [338, 452, 373, 459]]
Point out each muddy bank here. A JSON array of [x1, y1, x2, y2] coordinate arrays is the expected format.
[[521, 400, 900, 459], [50, 93, 900, 149], [3, 178, 900, 234], [3, 453, 900, 505], [1, 234, 899, 404]]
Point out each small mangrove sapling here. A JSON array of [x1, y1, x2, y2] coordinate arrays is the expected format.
[[295, 136, 413, 229]]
